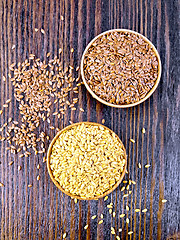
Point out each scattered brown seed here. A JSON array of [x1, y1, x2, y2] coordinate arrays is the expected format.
[[12, 45, 15, 50], [28, 184, 32, 188], [3, 76, 6, 81], [80, 107, 84, 112], [41, 29, 45, 34], [37, 175, 40, 181], [18, 166, 22, 171], [9, 161, 14, 166], [0, 110, 2, 114], [35, 28, 39, 32]]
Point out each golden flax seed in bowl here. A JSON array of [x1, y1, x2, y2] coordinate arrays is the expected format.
[[47, 122, 127, 200], [81, 29, 162, 108]]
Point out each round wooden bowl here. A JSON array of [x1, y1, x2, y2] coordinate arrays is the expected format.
[[47, 122, 127, 200], [81, 29, 162, 108]]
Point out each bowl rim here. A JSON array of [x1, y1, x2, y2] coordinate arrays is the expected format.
[[47, 121, 127, 200], [81, 28, 162, 108]]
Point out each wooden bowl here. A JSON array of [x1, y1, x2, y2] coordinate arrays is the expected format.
[[47, 122, 127, 200], [81, 29, 162, 108]]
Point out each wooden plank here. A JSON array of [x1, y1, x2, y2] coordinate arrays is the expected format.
[[0, 0, 179, 239]]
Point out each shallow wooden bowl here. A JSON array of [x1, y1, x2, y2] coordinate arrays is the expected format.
[[47, 122, 127, 200], [81, 29, 162, 108]]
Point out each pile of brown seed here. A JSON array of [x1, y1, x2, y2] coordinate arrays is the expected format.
[[83, 31, 159, 105], [50, 123, 126, 198], [0, 52, 81, 157]]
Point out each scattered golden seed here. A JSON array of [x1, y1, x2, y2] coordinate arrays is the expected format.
[[104, 196, 108, 201], [142, 128, 146, 133], [113, 212, 116, 217], [162, 199, 167, 203], [145, 164, 150, 168], [0, 110, 2, 114], [100, 214, 103, 219], [109, 209, 112, 214], [120, 214, 125, 218], [107, 204, 113, 209], [126, 218, 129, 224], [47, 52, 50, 57], [123, 194, 128, 198], [131, 180, 136, 185], [0, 183, 4, 187], [37, 164, 40, 169], [28, 184, 32, 188], [91, 215, 96, 219], [102, 119, 105, 124], [130, 138, 135, 143], [63, 233, 66, 238], [121, 186, 125, 191], [123, 180, 127, 183], [71, 48, 74, 53], [128, 231, 133, 235], [74, 198, 77, 203], [119, 228, 122, 232], [12, 45, 15, 50], [129, 190, 132, 194], [3, 76, 6, 81], [61, 15, 64, 21], [9, 161, 14, 166], [142, 208, 147, 213], [35, 28, 39, 32], [116, 236, 120, 240], [111, 231, 115, 235], [135, 209, 140, 212], [98, 220, 103, 224], [84, 224, 88, 230], [138, 163, 141, 168], [18, 166, 22, 171], [37, 175, 40, 181], [41, 29, 45, 34], [126, 206, 129, 211]]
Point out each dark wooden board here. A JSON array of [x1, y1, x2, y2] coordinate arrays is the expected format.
[[0, 0, 179, 239]]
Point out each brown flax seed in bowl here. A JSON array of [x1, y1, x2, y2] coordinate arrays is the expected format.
[[81, 29, 161, 107], [47, 122, 127, 200]]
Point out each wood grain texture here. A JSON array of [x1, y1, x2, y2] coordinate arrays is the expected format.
[[0, 0, 179, 239]]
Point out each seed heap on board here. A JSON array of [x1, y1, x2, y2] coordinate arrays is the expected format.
[[0, 52, 81, 158]]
